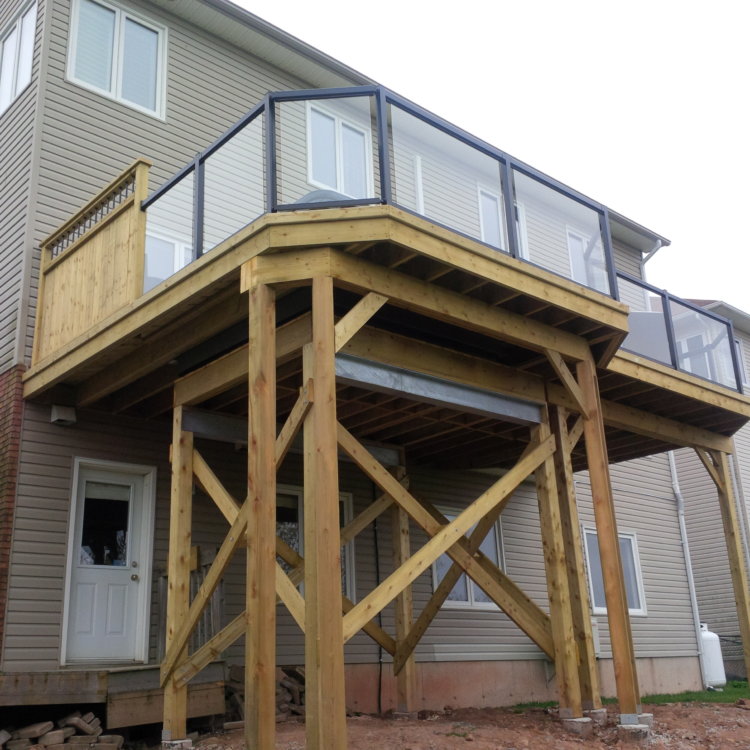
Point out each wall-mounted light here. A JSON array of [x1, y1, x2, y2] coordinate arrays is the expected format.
[[50, 405, 76, 426]]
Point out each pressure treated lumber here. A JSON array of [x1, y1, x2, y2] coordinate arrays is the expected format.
[[706, 450, 750, 680], [245, 280, 278, 749], [303, 277, 347, 750], [334, 292, 388, 352], [577, 357, 641, 721], [533, 412, 582, 718], [550, 406, 601, 710], [163, 409, 193, 740]]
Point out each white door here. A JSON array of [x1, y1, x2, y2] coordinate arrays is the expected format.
[[64, 462, 154, 663]]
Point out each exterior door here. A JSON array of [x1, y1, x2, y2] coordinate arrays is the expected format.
[[64, 461, 155, 663]]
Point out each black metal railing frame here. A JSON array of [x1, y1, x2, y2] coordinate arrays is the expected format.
[[141, 85, 618, 297], [617, 271, 743, 393]]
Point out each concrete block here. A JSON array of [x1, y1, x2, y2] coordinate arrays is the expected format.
[[638, 712, 654, 728], [96, 737, 124, 749], [80, 715, 94, 725], [7, 740, 32, 750], [616, 723, 651, 745], [66, 738, 97, 745], [0, 729, 12, 746], [13, 725, 53, 741], [65, 720, 97, 737], [561, 717, 592, 738], [38, 731, 65, 746], [584, 708, 608, 726], [56, 713, 80, 729]]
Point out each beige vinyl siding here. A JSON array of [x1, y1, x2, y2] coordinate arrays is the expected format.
[[0, 0, 42, 371], [576, 453, 699, 659], [612, 238, 643, 279]]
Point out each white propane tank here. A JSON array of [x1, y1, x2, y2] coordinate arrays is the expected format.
[[700, 623, 727, 689]]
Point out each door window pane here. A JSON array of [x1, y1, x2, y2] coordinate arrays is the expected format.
[[479, 189, 503, 249], [80, 481, 130, 566], [75, 0, 116, 92], [310, 108, 337, 189], [341, 122, 367, 197], [122, 18, 158, 110]]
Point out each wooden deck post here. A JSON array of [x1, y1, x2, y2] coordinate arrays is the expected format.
[[711, 450, 750, 680], [391, 491, 417, 713], [550, 406, 602, 710], [533, 411, 582, 718], [245, 280, 277, 749], [303, 276, 347, 749], [163, 406, 193, 741], [577, 358, 641, 723]]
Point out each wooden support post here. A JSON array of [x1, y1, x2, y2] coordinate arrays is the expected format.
[[303, 276, 347, 750], [577, 358, 641, 722], [245, 281, 277, 749], [710, 450, 750, 680], [391, 478, 416, 713], [550, 405, 602, 710], [162, 407, 193, 741], [533, 410, 582, 719]]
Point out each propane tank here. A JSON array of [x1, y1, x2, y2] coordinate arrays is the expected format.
[[701, 623, 727, 689]]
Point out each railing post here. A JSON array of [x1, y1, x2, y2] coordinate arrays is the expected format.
[[601, 208, 618, 301], [265, 94, 278, 213], [131, 160, 151, 299], [376, 88, 392, 205]]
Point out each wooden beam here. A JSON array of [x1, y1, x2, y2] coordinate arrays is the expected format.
[[245, 280, 277, 749], [275, 562, 306, 632], [192, 449, 240, 524], [545, 349, 588, 417], [334, 292, 388, 352], [162, 409, 193, 740], [173, 312, 312, 407], [534, 411, 582, 718], [577, 356, 641, 721], [339, 483, 403, 547], [303, 276, 347, 750], [276, 379, 313, 466], [694, 448, 724, 491], [338, 423, 555, 656], [709, 450, 750, 679], [391, 497, 416, 712], [550, 406, 601, 710], [251, 248, 592, 361], [173, 613, 246, 689]]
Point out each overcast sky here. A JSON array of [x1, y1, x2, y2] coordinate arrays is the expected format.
[[236, 0, 748, 310]]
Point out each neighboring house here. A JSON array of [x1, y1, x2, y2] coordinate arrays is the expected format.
[[1, 1, 749, 748]]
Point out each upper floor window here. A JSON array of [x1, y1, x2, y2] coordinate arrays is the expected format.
[[0, 2, 36, 116], [307, 103, 371, 198], [68, 0, 166, 118], [583, 527, 646, 616], [432, 507, 505, 610]]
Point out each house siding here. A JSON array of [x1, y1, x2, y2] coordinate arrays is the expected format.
[[0, 0, 43, 372]]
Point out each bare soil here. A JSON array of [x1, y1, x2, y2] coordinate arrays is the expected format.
[[196, 702, 750, 749]]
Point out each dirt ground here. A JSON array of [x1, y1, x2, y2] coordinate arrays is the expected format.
[[196, 702, 750, 749]]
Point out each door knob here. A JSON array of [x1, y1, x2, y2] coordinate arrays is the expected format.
[[131, 574, 140, 581]]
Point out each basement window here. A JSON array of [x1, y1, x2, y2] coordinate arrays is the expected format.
[[432, 507, 505, 610], [68, 0, 167, 118], [276, 486, 356, 602], [583, 527, 646, 616], [0, 1, 36, 116]]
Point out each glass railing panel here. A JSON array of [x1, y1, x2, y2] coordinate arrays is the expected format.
[[144, 170, 194, 293], [618, 276, 672, 365], [203, 115, 265, 252], [275, 95, 380, 205], [669, 300, 737, 389], [512, 170, 609, 294], [390, 104, 507, 252]]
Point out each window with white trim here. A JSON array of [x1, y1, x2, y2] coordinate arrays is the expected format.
[[477, 187, 505, 250], [307, 103, 371, 198], [68, 0, 166, 118], [0, 2, 36, 116], [276, 486, 356, 601], [432, 507, 504, 609], [583, 527, 646, 616], [735, 337, 748, 386], [567, 226, 608, 291]]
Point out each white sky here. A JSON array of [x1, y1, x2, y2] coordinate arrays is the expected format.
[[236, 0, 749, 309]]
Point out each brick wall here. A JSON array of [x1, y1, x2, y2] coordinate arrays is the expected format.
[[0, 365, 25, 652]]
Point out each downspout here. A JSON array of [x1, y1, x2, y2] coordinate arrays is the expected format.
[[667, 450, 708, 688], [640, 239, 662, 282]]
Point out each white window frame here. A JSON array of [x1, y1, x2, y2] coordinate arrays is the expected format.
[[0, 1, 36, 116], [67, 0, 167, 119], [477, 186, 506, 252], [306, 101, 373, 198], [515, 202, 529, 260], [566, 224, 608, 292], [143, 228, 192, 292], [583, 526, 647, 617], [277, 484, 356, 602], [431, 506, 505, 611]]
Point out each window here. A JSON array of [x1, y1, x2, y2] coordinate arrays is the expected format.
[[307, 104, 371, 198], [143, 231, 192, 292], [735, 338, 748, 386], [583, 528, 646, 616], [276, 486, 356, 601], [0, 2, 36, 116], [677, 334, 711, 380], [432, 508, 504, 609], [68, 0, 166, 117], [477, 187, 505, 250], [567, 226, 608, 292]]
